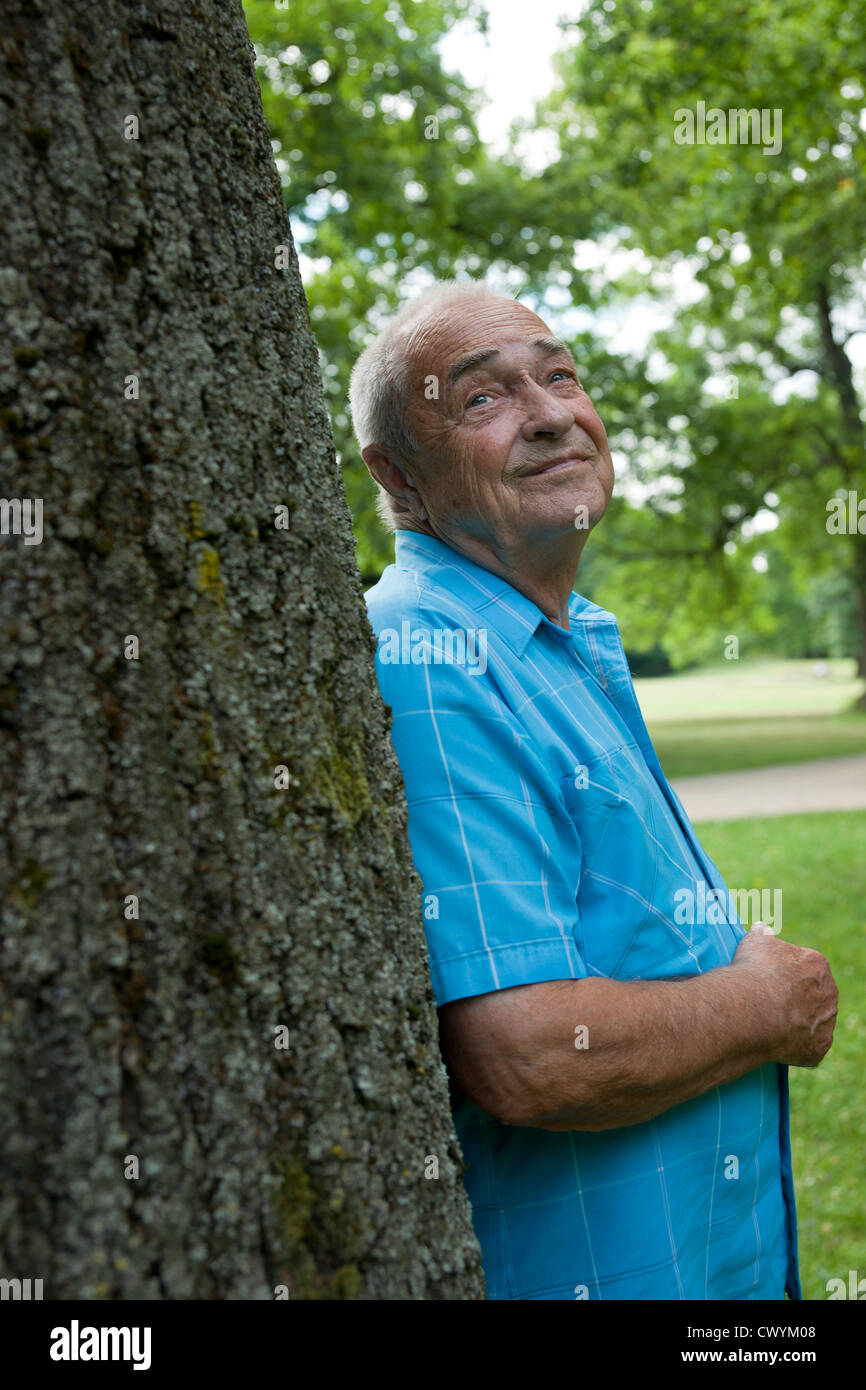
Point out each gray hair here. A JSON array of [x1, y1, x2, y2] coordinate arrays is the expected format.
[[348, 278, 510, 531]]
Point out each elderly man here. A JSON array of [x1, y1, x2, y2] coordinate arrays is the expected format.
[[349, 280, 837, 1301]]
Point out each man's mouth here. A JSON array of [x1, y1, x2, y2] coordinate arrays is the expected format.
[[517, 454, 592, 479]]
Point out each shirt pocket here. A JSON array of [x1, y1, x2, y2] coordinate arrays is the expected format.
[[560, 749, 737, 980], [558, 747, 664, 979]]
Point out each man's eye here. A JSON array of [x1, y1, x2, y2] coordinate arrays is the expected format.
[[550, 369, 580, 386], [467, 392, 493, 408]]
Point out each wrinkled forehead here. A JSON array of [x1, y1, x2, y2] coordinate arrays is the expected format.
[[402, 297, 555, 386]]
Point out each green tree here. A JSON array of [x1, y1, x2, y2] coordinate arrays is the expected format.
[[244, 0, 485, 577], [522, 0, 866, 687]]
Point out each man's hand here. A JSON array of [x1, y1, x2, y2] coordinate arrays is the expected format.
[[439, 927, 840, 1131], [730, 925, 838, 1069]]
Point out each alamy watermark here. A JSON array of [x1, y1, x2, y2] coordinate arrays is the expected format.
[[826, 1270, 866, 1299], [674, 101, 782, 156], [377, 621, 488, 675], [826, 490, 866, 534], [0, 497, 43, 545], [0, 1276, 43, 1299], [49, 1321, 151, 1370], [674, 883, 782, 933]]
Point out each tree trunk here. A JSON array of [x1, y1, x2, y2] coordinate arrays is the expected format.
[[851, 540, 866, 701], [815, 281, 866, 699], [0, 0, 484, 1300]]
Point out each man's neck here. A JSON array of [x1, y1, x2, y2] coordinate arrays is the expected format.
[[406, 521, 585, 632]]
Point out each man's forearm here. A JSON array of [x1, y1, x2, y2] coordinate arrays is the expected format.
[[508, 966, 777, 1132]]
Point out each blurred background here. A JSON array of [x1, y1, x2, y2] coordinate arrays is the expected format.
[[243, 0, 865, 1298]]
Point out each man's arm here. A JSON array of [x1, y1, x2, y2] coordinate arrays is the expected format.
[[438, 928, 838, 1132]]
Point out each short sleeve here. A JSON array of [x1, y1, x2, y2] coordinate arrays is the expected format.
[[373, 613, 588, 1006]]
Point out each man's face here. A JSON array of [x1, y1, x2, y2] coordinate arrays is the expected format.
[[401, 296, 615, 552]]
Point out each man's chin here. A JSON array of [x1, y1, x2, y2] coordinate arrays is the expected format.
[[540, 492, 609, 536], [520, 509, 604, 545], [572, 480, 613, 530]]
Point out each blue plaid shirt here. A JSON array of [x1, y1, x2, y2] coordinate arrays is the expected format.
[[366, 530, 800, 1301]]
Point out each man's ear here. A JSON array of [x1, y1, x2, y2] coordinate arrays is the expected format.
[[361, 444, 429, 522]]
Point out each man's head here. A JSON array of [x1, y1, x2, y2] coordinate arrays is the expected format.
[[349, 280, 614, 568]]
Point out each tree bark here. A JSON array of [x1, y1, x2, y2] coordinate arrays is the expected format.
[[0, 0, 484, 1299]]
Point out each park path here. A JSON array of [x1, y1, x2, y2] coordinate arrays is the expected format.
[[671, 754, 866, 824]]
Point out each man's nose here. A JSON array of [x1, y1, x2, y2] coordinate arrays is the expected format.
[[518, 377, 575, 437]]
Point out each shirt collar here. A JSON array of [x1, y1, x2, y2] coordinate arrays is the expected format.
[[392, 530, 615, 659]]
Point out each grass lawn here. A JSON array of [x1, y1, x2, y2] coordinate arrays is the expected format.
[[697, 809, 866, 1302], [634, 659, 866, 779]]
